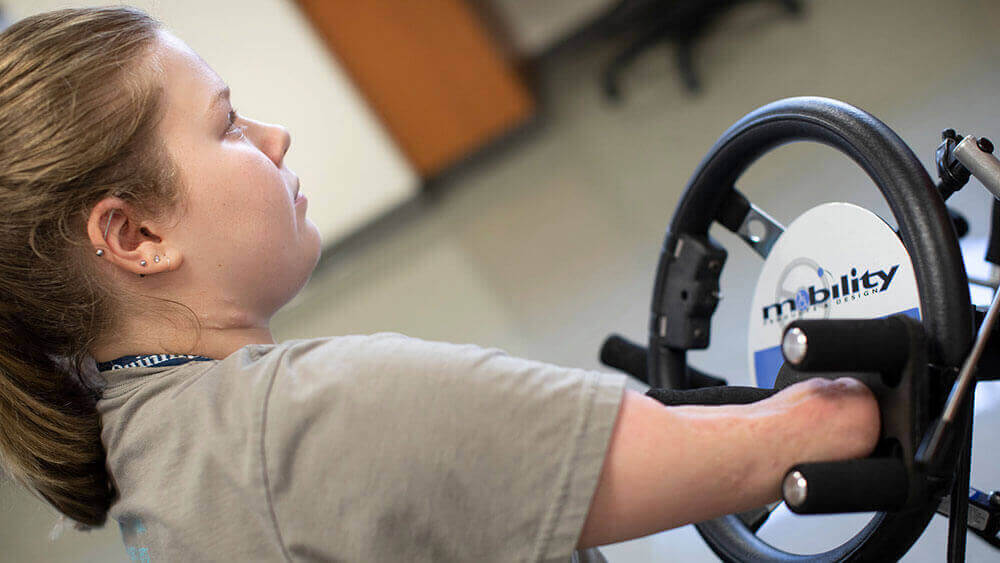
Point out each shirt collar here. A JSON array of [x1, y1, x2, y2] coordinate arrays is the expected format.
[[96, 354, 215, 372]]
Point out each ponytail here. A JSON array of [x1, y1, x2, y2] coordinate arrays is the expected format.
[[0, 337, 113, 526]]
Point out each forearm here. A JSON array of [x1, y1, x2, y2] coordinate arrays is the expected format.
[[578, 379, 879, 548]]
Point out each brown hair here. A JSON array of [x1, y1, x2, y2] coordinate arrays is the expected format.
[[0, 7, 179, 526]]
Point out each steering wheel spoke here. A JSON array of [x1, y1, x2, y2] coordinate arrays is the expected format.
[[737, 501, 783, 534], [715, 188, 786, 259]]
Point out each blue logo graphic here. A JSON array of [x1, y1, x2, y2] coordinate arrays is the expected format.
[[795, 289, 810, 311]]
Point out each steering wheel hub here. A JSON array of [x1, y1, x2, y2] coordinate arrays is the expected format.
[[748, 202, 922, 388]]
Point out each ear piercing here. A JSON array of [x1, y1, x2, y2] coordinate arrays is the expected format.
[[94, 207, 169, 273], [103, 210, 116, 239], [95, 210, 117, 258], [139, 256, 169, 276]]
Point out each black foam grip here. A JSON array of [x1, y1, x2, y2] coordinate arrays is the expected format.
[[601, 335, 728, 387], [785, 317, 909, 376], [600, 334, 648, 382], [646, 386, 776, 406], [785, 458, 909, 514]]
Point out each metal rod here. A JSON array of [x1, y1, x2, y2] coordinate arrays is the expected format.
[[941, 283, 1000, 425], [947, 392, 974, 563], [954, 135, 1000, 200]]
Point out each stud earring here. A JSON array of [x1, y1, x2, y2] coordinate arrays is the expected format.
[[95, 249, 105, 257], [140, 259, 147, 267], [153, 255, 160, 263]]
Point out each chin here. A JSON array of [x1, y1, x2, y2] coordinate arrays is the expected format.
[[306, 222, 322, 266], [298, 226, 323, 285]]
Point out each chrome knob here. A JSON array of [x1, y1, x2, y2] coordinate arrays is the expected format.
[[783, 470, 808, 508], [782, 327, 808, 366]]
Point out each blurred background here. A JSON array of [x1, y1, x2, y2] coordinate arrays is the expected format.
[[2, 0, 1000, 560]]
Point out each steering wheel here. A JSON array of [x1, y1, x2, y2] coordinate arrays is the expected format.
[[647, 97, 973, 561]]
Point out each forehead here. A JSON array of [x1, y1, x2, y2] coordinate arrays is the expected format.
[[153, 31, 226, 119]]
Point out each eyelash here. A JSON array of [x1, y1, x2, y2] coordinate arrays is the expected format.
[[225, 109, 247, 139]]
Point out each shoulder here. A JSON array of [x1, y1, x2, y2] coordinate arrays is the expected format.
[[258, 332, 626, 409]]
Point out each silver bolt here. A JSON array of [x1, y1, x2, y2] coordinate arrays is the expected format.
[[783, 327, 808, 366], [783, 470, 808, 507]]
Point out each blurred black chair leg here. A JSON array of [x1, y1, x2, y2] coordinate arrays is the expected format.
[[602, 21, 674, 101], [600, 0, 804, 101], [676, 37, 698, 93]]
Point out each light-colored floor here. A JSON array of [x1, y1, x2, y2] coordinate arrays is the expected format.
[[3, 0, 1000, 560]]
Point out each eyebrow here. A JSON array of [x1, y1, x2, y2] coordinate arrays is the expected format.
[[208, 86, 231, 116]]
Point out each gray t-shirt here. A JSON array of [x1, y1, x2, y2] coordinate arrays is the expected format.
[[97, 333, 626, 561]]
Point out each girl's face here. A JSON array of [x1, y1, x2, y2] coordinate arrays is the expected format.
[[154, 31, 321, 323]]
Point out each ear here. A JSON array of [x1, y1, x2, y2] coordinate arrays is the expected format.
[[87, 197, 183, 276]]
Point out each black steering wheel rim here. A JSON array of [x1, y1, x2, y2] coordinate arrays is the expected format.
[[649, 97, 973, 562]]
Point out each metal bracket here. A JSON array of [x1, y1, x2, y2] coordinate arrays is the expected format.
[[736, 203, 785, 258]]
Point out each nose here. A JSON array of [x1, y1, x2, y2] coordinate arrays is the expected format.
[[247, 118, 291, 167]]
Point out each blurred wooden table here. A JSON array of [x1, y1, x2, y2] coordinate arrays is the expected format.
[[295, 0, 536, 178]]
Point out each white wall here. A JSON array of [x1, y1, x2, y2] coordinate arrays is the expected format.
[[4, 0, 420, 247], [486, 0, 614, 54]]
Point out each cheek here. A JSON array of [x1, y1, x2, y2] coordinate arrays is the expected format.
[[173, 144, 303, 278], [206, 160, 290, 232]]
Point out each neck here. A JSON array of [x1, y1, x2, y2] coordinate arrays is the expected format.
[[92, 321, 275, 363]]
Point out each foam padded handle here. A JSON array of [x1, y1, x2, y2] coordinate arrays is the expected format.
[[784, 458, 909, 514], [646, 386, 777, 406], [601, 334, 728, 388], [784, 317, 910, 377], [600, 334, 648, 382]]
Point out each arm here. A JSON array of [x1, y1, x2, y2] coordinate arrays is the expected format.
[[577, 377, 881, 548]]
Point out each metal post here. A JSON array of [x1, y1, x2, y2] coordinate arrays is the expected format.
[[947, 390, 974, 562]]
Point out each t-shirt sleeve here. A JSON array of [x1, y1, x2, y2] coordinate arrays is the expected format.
[[261, 333, 626, 562]]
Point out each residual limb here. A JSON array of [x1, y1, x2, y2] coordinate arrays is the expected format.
[[777, 315, 931, 514]]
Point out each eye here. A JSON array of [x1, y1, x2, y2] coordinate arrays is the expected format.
[[224, 109, 247, 140]]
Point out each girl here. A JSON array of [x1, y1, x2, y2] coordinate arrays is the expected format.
[[0, 7, 879, 562]]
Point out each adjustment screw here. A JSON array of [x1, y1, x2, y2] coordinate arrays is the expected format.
[[990, 491, 1000, 507], [782, 327, 808, 366], [783, 470, 808, 507], [942, 128, 957, 140], [978, 137, 994, 154]]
